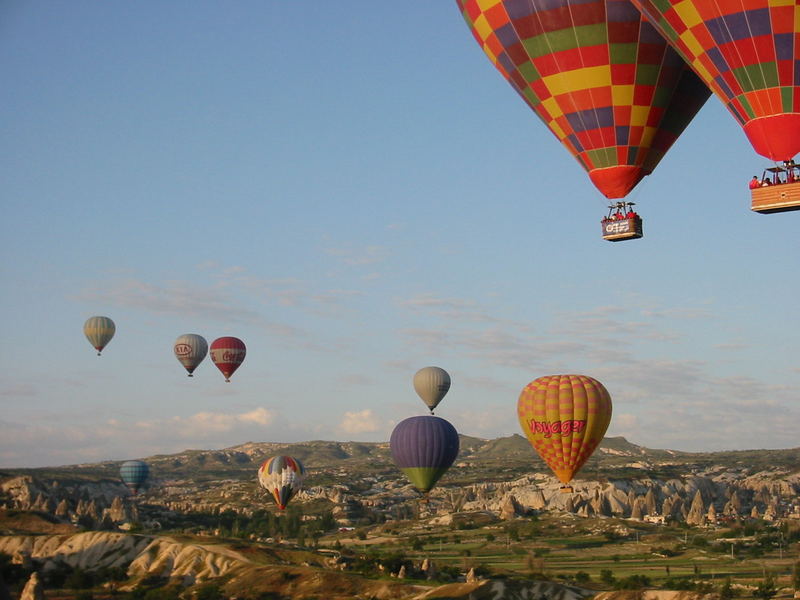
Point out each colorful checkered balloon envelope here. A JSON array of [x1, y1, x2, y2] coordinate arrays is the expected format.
[[456, 0, 710, 199], [517, 374, 612, 485], [630, 0, 800, 161]]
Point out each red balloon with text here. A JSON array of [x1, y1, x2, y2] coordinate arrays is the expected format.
[[210, 337, 246, 382]]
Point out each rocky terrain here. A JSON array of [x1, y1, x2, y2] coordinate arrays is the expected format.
[[1, 436, 799, 598], [2, 436, 799, 531]]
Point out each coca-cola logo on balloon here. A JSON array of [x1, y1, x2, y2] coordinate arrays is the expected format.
[[527, 419, 586, 438], [213, 349, 245, 362]]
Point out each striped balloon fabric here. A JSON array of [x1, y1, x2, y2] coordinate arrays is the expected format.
[[413, 367, 451, 414], [119, 460, 149, 495], [83, 316, 115, 355], [258, 455, 306, 510], [517, 374, 612, 485], [209, 336, 246, 382], [390, 415, 460, 494], [173, 333, 208, 376], [631, 0, 800, 161], [456, 0, 710, 198]]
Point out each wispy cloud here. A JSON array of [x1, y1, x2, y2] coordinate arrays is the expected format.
[[77, 278, 262, 323], [324, 244, 387, 266], [0, 407, 284, 468]]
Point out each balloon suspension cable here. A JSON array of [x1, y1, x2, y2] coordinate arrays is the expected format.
[[605, 201, 637, 220]]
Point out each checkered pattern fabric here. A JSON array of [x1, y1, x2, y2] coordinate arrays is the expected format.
[[517, 374, 612, 484], [457, 0, 710, 197], [631, 0, 800, 160]]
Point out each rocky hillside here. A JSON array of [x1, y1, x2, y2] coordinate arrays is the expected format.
[[0, 531, 598, 599]]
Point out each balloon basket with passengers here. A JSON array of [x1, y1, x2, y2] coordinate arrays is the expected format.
[[750, 160, 800, 214], [601, 202, 643, 242]]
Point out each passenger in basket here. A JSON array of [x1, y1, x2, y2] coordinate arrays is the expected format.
[[749, 176, 760, 189]]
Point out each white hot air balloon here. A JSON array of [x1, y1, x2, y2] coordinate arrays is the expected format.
[[84, 316, 115, 356], [413, 366, 451, 414], [173, 334, 208, 377]]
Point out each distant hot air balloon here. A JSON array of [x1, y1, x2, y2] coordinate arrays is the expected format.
[[413, 367, 451, 414], [84, 316, 115, 356], [120, 460, 149, 495], [390, 415, 460, 495], [257, 455, 306, 510], [174, 334, 208, 377], [517, 374, 612, 491], [209, 337, 246, 382], [630, 0, 800, 162], [455, 0, 710, 202]]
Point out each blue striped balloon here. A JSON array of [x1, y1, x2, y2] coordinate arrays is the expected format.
[[120, 460, 149, 495]]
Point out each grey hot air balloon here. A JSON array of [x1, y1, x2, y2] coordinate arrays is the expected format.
[[173, 334, 208, 377], [413, 367, 451, 414], [84, 316, 115, 356]]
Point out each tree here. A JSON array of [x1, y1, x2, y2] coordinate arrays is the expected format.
[[600, 569, 616, 585], [752, 575, 777, 600], [719, 577, 736, 600]]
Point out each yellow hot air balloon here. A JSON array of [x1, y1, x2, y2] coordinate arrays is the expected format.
[[84, 316, 115, 356], [517, 374, 611, 491]]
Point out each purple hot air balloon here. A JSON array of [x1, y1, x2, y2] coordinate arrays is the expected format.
[[390, 415, 459, 494]]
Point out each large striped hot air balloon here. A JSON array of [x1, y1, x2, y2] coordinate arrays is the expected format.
[[390, 415, 460, 494], [517, 374, 612, 490], [630, 0, 800, 162], [257, 455, 306, 510], [84, 316, 115, 356], [174, 334, 208, 377], [209, 336, 246, 382], [455, 0, 710, 200], [413, 367, 451, 414], [120, 460, 149, 495]]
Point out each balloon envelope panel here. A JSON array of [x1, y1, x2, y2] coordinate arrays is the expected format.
[[413, 367, 451, 412], [390, 416, 460, 493], [631, 0, 800, 160], [84, 316, 115, 354], [174, 334, 208, 375], [258, 455, 306, 510], [517, 374, 611, 485], [210, 337, 246, 381], [120, 460, 149, 494], [455, 0, 710, 198]]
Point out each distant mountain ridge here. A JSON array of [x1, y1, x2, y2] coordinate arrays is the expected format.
[[3, 436, 798, 483]]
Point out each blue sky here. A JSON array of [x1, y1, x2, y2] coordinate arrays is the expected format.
[[1, 2, 798, 468]]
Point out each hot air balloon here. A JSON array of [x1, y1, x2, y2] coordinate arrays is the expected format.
[[174, 334, 208, 377], [257, 455, 306, 510], [84, 316, 115, 356], [413, 367, 451, 414], [209, 336, 246, 382], [120, 460, 149, 495], [456, 0, 711, 239], [517, 374, 612, 492], [628, 0, 800, 213], [390, 415, 460, 495]]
